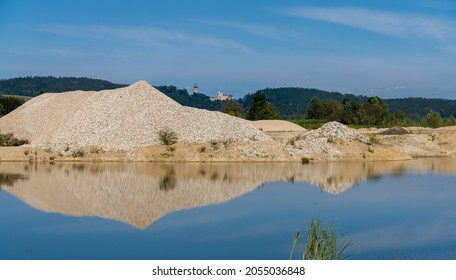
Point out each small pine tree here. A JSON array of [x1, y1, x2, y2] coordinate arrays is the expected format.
[[245, 91, 280, 120]]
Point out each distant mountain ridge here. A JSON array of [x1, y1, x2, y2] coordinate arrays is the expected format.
[[1, 76, 455, 120]]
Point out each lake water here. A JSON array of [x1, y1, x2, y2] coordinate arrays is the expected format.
[[1, 159, 455, 260]]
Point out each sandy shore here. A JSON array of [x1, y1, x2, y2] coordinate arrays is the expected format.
[[1, 121, 455, 163]]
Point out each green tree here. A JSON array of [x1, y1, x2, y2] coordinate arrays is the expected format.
[[422, 110, 443, 128], [381, 110, 413, 127], [305, 97, 326, 119], [220, 100, 243, 117], [245, 91, 280, 120], [324, 99, 343, 122], [361, 97, 389, 126], [341, 98, 363, 125], [445, 115, 456, 126], [0, 96, 24, 116]]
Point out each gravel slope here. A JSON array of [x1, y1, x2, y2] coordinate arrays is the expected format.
[[0, 81, 270, 151]]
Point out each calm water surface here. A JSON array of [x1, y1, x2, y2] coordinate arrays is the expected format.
[[0, 159, 455, 260]]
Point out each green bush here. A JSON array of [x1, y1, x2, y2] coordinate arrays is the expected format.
[[0, 132, 29, 146], [368, 134, 381, 145], [89, 145, 104, 154], [158, 128, 178, 145], [71, 148, 85, 157]]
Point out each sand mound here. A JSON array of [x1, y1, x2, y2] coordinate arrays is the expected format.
[[380, 126, 409, 135], [0, 81, 270, 151], [249, 120, 306, 132]]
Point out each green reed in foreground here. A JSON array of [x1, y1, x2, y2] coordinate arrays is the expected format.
[[290, 218, 351, 260]]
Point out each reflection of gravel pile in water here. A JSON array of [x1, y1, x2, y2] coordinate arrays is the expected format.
[[4, 159, 456, 227], [3, 163, 264, 229], [288, 121, 368, 160], [0, 81, 270, 151]]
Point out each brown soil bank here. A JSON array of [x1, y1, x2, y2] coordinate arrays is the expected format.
[[0, 82, 455, 162]]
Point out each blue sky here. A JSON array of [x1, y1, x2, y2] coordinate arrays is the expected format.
[[1, 0, 456, 98]]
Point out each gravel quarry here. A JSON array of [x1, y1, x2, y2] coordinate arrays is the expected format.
[[0, 81, 270, 152], [0, 81, 455, 162]]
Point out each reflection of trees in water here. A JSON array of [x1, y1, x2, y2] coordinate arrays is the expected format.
[[288, 175, 295, 184], [0, 173, 29, 187], [197, 168, 231, 183], [210, 171, 219, 181], [71, 164, 85, 173], [367, 173, 382, 182], [390, 166, 406, 178], [159, 167, 176, 191], [222, 173, 231, 183]]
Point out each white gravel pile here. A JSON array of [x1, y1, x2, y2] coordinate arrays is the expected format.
[[0, 81, 270, 151], [288, 121, 368, 160], [311, 121, 368, 142]]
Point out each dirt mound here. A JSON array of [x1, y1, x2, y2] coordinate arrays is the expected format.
[[380, 126, 409, 135], [0, 81, 270, 151]]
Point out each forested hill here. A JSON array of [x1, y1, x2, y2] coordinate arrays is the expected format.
[[241, 87, 456, 120], [1, 77, 455, 120], [0, 76, 127, 97], [240, 87, 369, 119], [385, 97, 456, 120]]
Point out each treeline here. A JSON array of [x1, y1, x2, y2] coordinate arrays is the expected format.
[[302, 96, 456, 128], [239, 87, 365, 120], [386, 97, 456, 120], [0, 76, 127, 97], [2, 76, 455, 123], [240, 87, 456, 120]]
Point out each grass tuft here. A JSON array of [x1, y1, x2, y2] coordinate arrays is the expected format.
[[290, 218, 351, 260]]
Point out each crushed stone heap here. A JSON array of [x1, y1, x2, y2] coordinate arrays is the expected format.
[[0, 81, 270, 151], [288, 121, 369, 160]]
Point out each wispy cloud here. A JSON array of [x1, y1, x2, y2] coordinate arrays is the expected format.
[[38, 24, 252, 53], [195, 19, 303, 41], [283, 6, 456, 41], [419, 0, 456, 10], [44, 48, 107, 57]]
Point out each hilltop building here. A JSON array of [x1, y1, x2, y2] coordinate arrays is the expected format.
[[193, 83, 198, 94], [210, 91, 233, 102]]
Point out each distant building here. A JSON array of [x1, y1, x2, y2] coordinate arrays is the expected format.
[[193, 83, 198, 94], [210, 91, 233, 102]]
